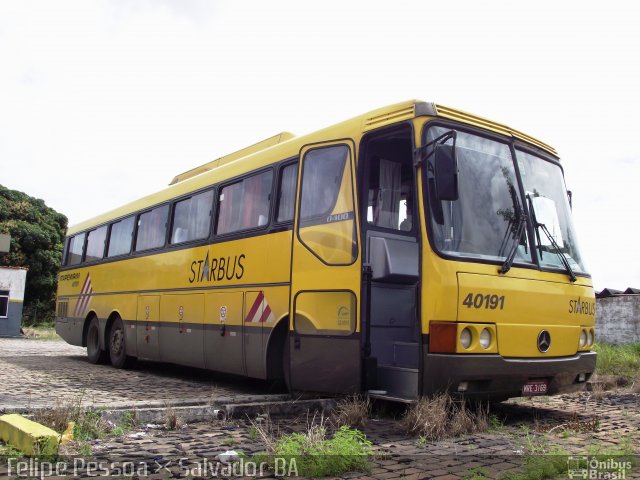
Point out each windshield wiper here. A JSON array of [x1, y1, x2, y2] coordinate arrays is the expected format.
[[536, 222, 577, 282], [498, 210, 527, 275]]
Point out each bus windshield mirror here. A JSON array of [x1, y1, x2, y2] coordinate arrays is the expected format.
[[434, 143, 459, 201], [528, 194, 577, 282]]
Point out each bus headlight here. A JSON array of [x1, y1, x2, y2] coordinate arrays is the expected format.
[[479, 328, 492, 349], [588, 329, 594, 346], [460, 327, 472, 349], [579, 329, 587, 348]]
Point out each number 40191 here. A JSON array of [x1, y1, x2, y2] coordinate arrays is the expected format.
[[462, 293, 505, 310]]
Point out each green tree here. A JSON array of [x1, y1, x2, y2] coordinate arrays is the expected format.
[[0, 185, 67, 323]]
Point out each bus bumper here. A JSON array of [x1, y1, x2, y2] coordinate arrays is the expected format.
[[423, 351, 597, 400]]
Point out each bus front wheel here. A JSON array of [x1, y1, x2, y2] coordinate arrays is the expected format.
[[108, 316, 134, 369]]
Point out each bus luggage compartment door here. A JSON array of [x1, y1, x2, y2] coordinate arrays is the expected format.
[[204, 292, 244, 375], [159, 294, 205, 368], [289, 140, 361, 394]]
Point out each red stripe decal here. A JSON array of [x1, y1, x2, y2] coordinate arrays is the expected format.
[[81, 274, 91, 295], [74, 274, 92, 317], [80, 286, 93, 315], [245, 291, 264, 323], [259, 304, 272, 323]]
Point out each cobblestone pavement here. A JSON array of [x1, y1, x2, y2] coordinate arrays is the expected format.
[[0, 338, 276, 410], [1, 338, 639, 479]]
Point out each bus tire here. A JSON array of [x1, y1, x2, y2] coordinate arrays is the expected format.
[[108, 316, 134, 369], [283, 335, 291, 393], [86, 316, 108, 364]]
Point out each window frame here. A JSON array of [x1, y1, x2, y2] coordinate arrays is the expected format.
[[0, 290, 9, 318], [275, 160, 299, 225]]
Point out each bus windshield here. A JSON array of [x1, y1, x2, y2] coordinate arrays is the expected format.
[[424, 125, 587, 275], [516, 149, 587, 274]]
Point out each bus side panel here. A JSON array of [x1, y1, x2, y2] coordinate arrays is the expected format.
[[159, 293, 205, 368]]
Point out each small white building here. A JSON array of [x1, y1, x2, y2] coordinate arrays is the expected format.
[[0, 266, 27, 337]]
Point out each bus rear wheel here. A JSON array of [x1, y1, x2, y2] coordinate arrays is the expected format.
[[108, 316, 134, 369], [86, 317, 108, 364]]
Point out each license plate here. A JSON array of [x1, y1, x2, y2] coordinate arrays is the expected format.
[[522, 380, 548, 396]]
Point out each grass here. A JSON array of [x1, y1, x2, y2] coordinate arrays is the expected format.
[[332, 395, 370, 428], [21, 325, 61, 340], [0, 441, 22, 456], [593, 342, 640, 379], [248, 413, 373, 478], [165, 405, 184, 430], [33, 397, 137, 445], [464, 467, 490, 479], [501, 453, 569, 480], [402, 393, 489, 440]]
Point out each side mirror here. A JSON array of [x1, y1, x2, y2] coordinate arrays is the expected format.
[[567, 190, 573, 210], [434, 144, 459, 201]]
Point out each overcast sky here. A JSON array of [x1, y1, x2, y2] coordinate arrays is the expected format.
[[1, 0, 638, 290]]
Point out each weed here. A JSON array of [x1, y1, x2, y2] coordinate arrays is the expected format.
[[109, 412, 137, 437], [73, 411, 108, 441], [333, 395, 370, 428], [402, 393, 488, 440], [501, 454, 568, 480], [249, 413, 373, 478], [165, 406, 183, 430], [223, 436, 238, 447], [272, 425, 372, 478], [465, 467, 490, 479], [489, 413, 505, 432], [587, 434, 636, 458], [247, 425, 258, 440], [0, 441, 22, 456], [78, 442, 92, 456]]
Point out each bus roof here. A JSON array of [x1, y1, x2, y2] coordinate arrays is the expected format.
[[67, 100, 557, 235]]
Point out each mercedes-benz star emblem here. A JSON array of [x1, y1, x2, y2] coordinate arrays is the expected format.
[[537, 330, 551, 353]]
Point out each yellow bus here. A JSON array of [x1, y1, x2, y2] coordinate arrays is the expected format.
[[56, 100, 596, 401]]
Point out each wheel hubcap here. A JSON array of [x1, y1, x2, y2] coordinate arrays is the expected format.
[[111, 328, 123, 354]]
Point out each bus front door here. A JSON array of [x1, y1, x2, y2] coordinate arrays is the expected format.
[[289, 140, 361, 394]]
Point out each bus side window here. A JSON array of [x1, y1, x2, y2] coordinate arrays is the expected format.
[[217, 170, 273, 235], [135, 205, 169, 252], [67, 233, 86, 266], [85, 225, 108, 262], [107, 215, 135, 257], [276, 163, 298, 223], [171, 190, 213, 244]]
